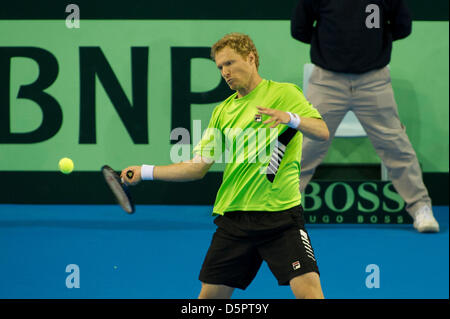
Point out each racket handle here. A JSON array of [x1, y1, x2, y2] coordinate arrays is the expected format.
[[126, 170, 134, 179]]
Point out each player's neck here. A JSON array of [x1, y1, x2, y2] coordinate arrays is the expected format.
[[236, 74, 262, 99]]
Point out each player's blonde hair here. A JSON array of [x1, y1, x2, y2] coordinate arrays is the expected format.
[[211, 33, 260, 70]]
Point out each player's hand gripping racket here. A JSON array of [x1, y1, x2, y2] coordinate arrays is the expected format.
[[101, 165, 135, 214]]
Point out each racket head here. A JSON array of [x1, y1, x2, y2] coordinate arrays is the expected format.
[[101, 165, 135, 214]]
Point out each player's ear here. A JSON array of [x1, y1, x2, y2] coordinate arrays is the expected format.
[[247, 52, 255, 65]]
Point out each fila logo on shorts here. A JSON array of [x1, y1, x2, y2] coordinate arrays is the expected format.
[[292, 260, 301, 270], [300, 229, 316, 261]]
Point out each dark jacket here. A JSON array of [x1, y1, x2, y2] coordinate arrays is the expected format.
[[291, 0, 412, 73]]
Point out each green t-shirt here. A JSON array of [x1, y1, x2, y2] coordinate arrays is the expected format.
[[193, 79, 322, 215]]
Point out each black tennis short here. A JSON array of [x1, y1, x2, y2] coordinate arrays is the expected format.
[[199, 205, 320, 290]]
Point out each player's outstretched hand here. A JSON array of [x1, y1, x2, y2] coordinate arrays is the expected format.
[[121, 166, 142, 186], [257, 106, 290, 128]]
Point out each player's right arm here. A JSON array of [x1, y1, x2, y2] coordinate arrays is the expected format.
[[121, 155, 214, 186]]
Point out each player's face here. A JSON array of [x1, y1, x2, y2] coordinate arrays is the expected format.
[[215, 46, 256, 92]]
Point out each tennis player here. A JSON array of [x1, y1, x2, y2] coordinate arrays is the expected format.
[[121, 33, 329, 299]]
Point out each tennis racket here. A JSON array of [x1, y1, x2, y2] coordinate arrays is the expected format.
[[101, 165, 135, 214]]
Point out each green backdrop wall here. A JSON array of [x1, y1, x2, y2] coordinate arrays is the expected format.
[[1, 20, 448, 172], [0, 1, 448, 209]]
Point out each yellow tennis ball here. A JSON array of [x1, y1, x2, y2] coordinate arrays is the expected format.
[[59, 157, 74, 174]]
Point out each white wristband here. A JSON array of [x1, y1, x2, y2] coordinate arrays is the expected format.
[[141, 164, 155, 180], [286, 112, 301, 129]]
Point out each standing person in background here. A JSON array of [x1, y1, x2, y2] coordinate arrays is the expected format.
[[291, 0, 439, 232]]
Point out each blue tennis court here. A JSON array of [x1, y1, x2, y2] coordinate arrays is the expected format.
[[0, 204, 447, 299]]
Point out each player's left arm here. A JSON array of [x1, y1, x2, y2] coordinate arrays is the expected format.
[[257, 106, 329, 141]]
